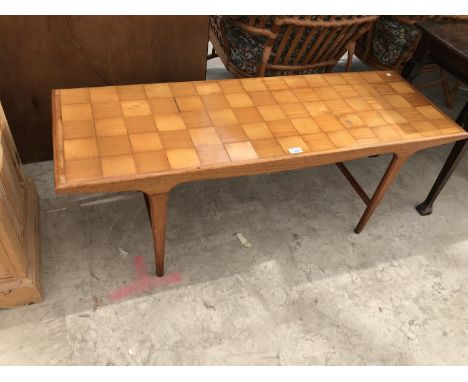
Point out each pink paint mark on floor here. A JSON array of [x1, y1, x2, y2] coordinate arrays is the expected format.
[[107, 256, 182, 301]]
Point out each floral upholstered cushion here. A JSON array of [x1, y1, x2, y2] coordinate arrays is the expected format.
[[369, 16, 421, 67], [223, 16, 269, 76]]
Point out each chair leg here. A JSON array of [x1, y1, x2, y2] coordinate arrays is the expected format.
[[146, 192, 169, 277], [416, 101, 468, 216], [207, 46, 218, 60], [143, 193, 151, 220], [354, 154, 409, 234], [401, 37, 429, 82], [345, 44, 355, 72], [441, 69, 461, 109]]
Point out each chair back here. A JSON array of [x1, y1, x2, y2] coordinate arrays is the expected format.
[[211, 16, 378, 77]]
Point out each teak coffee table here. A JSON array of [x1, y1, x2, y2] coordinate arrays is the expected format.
[[52, 71, 468, 276]]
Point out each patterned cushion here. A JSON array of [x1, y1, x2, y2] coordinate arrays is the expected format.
[[369, 16, 421, 66], [224, 17, 269, 76]]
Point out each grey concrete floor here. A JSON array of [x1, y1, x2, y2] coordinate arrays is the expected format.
[[1, 54, 468, 365]]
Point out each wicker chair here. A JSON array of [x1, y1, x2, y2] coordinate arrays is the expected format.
[[355, 16, 468, 107], [209, 16, 379, 77]]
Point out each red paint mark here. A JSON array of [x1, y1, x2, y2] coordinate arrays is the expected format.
[[107, 256, 182, 301]]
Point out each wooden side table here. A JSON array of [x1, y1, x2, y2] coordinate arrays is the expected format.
[[402, 21, 468, 215]]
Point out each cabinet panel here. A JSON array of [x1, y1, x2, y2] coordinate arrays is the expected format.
[[0, 16, 209, 162], [0, 103, 42, 307], [0, 240, 15, 280]]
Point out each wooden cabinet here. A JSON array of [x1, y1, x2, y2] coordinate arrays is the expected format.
[[0, 104, 42, 308], [0, 16, 209, 162]]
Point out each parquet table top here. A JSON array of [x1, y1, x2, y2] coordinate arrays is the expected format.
[[52, 71, 468, 193]]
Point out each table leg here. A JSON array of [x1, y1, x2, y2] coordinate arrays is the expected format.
[[354, 154, 408, 234], [416, 102, 468, 216], [416, 140, 468, 215], [401, 37, 429, 82], [143, 193, 151, 220], [146, 192, 169, 277]]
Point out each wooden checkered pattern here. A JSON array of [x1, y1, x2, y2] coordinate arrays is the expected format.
[[53, 71, 465, 189]]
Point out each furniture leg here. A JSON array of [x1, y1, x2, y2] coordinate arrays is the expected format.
[[336, 162, 371, 205], [401, 37, 429, 82], [207, 46, 218, 60], [401, 58, 425, 83], [416, 102, 468, 215], [143, 193, 151, 220], [454, 101, 468, 128], [416, 140, 468, 215], [345, 42, 355, 72], [146, 192, 169, 277], [441, 69, 461, 109], [354, 154, 408, 234]]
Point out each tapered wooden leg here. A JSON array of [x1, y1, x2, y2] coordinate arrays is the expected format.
[[354, 154, 408, 234], [146, 192, 169, 277], [143, 193, 151, 220]]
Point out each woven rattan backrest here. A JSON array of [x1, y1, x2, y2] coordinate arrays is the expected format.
[[226, 16, 378, 76]]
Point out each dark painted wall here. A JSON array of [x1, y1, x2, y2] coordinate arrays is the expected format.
[[0, 16, 209, 162]]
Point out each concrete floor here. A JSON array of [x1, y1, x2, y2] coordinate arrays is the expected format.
[[1, 54, 468, 365]]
